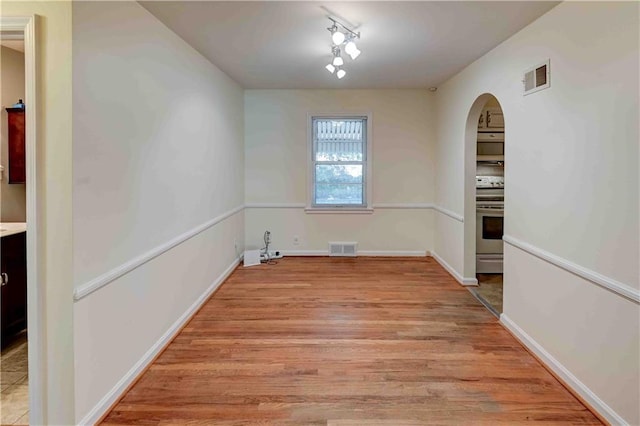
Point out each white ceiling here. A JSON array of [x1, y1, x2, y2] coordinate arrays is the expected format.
[[140, 1, 559, 89]]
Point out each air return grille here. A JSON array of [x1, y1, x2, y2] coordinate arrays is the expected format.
[[523, 59, 550, 95], [328, 242, 358, 257]]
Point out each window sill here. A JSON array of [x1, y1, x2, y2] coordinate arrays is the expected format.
[[305, 207, 374, 214]]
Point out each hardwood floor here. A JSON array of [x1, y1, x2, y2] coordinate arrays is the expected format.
[[102, 257, 600, 425]]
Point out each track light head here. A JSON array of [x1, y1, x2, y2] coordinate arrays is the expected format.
[[332, 46, 344, 66], [344, 40, 357, 55], [331, 30, 345, 45], [336, 68, 346, 79], [325, 63, 335, 74]]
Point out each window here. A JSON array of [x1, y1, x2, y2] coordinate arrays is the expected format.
[[310, 116, 369, 209]]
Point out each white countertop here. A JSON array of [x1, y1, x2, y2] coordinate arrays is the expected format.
[[0, 222, 27, 238]]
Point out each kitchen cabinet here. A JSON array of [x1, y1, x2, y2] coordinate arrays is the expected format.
[[1, 231, 27, 347], [477, 131, 504, 162], [5, 107, 26, 184], [477, 106, 504, 161], [477, 107, 504, 131]]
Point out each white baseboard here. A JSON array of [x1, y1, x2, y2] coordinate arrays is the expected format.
[[281, 250, 327, 256], [358, 250, 427, 257], [500, 314, 627, 426], [430, 251, 478, 286], [78, 257, 241, 426], [281, 250, 427, 257]]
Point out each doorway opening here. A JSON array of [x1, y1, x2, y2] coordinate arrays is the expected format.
[[1, 30, 29, 425], [1, 16, 43, 425], [464, 94, 505, 317]]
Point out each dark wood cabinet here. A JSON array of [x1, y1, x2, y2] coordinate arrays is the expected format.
[[5, 107, 26, 184], [1, 232, 27, 348]]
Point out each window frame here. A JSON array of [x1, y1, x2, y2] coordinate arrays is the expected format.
[[306, 113, 373, 213]]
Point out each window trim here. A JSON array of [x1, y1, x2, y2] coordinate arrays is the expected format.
[[306, 113, 373, 213]]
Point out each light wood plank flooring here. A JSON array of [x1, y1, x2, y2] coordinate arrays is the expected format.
[[102, 257, 600, 425], [1, 334, 29, 425]]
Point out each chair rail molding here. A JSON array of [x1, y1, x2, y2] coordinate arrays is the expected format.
[[246, 202, 436, 210], [74, 205, 245, 301], [373, 203, 434, 209], [433, 205, 464, 222], [245, 203, 306, 209], [503, 235, 639, 304]]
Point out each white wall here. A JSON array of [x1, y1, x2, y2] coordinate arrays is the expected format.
[[245, 90, 435, 254], [434, 2, 639, 424], [0, 45, 26, 222], [72, 2, 244, 422]]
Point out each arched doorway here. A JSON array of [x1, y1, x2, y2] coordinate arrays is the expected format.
[[463, 94, 505, 316]]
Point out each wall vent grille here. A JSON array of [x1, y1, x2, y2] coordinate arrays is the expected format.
[[523, 59, 550, 95], [328, 242, 358, 257]]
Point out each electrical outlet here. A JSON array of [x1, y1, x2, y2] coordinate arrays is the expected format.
[[293, 235, 300, 246]]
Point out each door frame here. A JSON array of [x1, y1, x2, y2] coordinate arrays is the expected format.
[[463, 93, 507, 278], [464, 94, 491, 279], [1, 15, 45, 424], [464, 93, 506, 315]]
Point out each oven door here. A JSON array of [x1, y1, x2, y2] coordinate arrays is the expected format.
[[476, 208, 504, 254]]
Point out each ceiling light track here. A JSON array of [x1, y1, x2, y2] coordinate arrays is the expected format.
[[325, 17, 362, 80], [327, 17, 360, 41]]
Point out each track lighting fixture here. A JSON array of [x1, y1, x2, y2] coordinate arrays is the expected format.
[[324, 17, 361, 79]]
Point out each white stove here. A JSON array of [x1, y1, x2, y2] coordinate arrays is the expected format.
[[476, 175, 504, 274]]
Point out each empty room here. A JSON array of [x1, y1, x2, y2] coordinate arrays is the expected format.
[[0, 1, 638, 425]]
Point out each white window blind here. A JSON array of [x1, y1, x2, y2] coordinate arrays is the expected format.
[[312, 117, 367, 207]]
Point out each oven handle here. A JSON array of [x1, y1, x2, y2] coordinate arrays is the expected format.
[[476, 194, 504, 199], [477, 208, 504, 214]]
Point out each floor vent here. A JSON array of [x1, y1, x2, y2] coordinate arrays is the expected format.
[[328, 242, 358, 257]]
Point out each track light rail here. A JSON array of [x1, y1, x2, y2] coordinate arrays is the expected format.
[[327, 17, 360, 40]]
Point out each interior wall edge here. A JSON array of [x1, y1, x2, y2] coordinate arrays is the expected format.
[[500, 313, 628, 425], [77, 256, 242, 426], [73, 205, 245, 301], [430, 250, 478, 286], [504, 235, 639, 304]]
